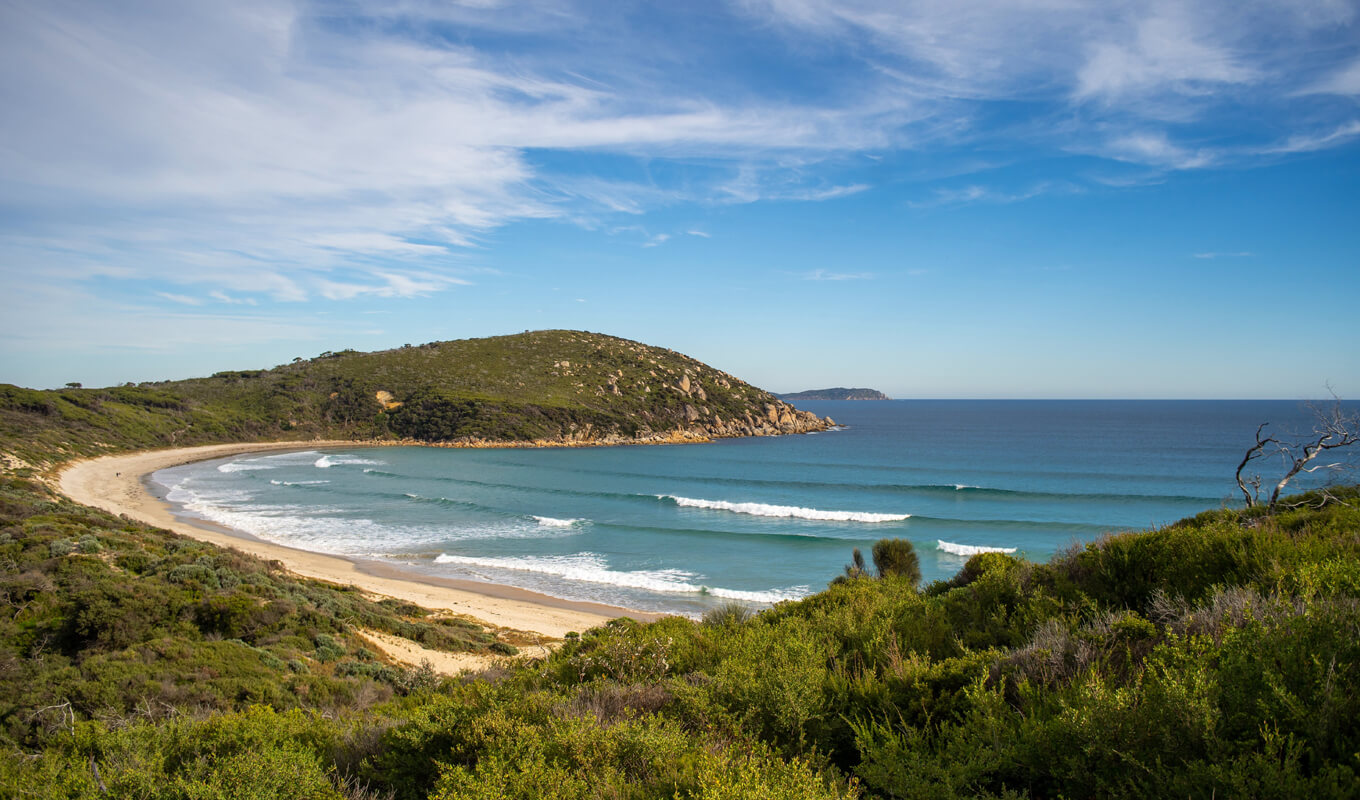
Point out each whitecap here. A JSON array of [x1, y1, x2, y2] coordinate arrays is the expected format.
[[936, 540, 1017, 556], [315, 454, 385, 469], [433, 552, 807, 604], [217, 461, 276, 473], [660, 495, 909, 523], [531, 515, 584, 528]]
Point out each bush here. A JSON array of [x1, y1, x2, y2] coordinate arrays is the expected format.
[[702, 602, 757, 627], [872, 538, 922, 585]]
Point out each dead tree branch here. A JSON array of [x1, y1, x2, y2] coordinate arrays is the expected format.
[[1237, 396, 1360, 511]]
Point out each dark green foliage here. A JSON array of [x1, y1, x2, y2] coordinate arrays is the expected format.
[[871, 538, 921, 585]]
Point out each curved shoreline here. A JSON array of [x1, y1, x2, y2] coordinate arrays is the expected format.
[[56, 441, 658, 639]]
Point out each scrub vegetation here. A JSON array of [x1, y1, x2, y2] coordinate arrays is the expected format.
[[4, 470, 1358, 798]]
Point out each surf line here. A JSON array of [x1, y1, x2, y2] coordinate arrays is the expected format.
[[658, 495, 909, 523]]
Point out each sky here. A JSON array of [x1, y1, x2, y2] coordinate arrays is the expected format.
[[1, 0, 1358, 398]]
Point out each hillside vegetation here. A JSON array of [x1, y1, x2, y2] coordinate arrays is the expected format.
[[0, 330, 829, 468], [3, 464, 1358, 797]]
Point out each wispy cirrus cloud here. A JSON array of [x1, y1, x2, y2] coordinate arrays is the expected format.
[[739, 0, 1360, 169], [800, 269, 874, 281], [913, 181, 1078, 207], [1194, 252, 1253, 259], [2, 0, 1358, 342]]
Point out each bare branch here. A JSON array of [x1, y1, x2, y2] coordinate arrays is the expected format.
[[1241, 395, 1360, 512], [1235, 423, 1276, 508]]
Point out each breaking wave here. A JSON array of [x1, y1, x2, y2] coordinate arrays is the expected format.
[[936, 540, 1018, 556], [216, 461, 276, 473], [433, 552, 807, 604], [315, 454, 385, 469], [532, 516, 584, 528], [659, 495, 909, 523]]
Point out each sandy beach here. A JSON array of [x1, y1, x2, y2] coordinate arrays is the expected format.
[[56, 441, 651, 645]]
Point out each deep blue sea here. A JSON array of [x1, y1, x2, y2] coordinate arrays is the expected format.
[[153, 400, 1352, 617]]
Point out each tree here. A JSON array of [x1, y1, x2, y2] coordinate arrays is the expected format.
[[831, 548, 870, 585], [832, 539, 921, 587], [872, 538, 921, 586], [1236, 395, 1360, 511]]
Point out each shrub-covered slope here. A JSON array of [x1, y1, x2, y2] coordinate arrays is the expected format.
[[0, 475, 520, 752], [0, 330, 830, 468], [4, 482, 1358, 798]]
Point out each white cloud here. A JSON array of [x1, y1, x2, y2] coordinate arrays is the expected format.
[[155, 292, 203, 306], [210, 291, 258, 306], [1073, 9, 1257, 105], [915, 181, 1075, 207], [1301, 58, 1360, 96], [801, 269, 873, 281], [1193, 251, 1253, 259], [1100, 132, 1216, 169], [1260, 121, 1360, 155], [2, 0, 1358, 317]]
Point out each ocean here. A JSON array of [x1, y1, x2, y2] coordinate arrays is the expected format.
[[153, 400, 1351, 617]]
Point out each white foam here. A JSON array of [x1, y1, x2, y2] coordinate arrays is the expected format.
[[433, 552, 807, 604], [532, 515, 583, 527], [217, 462, 276, 473], [315, 454, 385, 469], [662, 495, 909, 523], [937, 540, 1017, 556], [269, 479, 329, 486]]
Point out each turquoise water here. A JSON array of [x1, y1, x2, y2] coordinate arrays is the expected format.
[[153, 400, 1350, 616]]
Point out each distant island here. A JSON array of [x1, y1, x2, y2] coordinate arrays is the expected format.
[[777, 387, 890, 401]]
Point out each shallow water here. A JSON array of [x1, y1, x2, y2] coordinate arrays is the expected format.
[[154, 400, 1348, 616]]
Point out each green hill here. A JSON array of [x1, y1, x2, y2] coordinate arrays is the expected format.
[[0, 330, 830, 468]]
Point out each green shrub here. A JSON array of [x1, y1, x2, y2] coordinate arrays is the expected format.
[[702, 601, 757, 627], [167, 563, 221, 590], [872, 538, 922, 585]]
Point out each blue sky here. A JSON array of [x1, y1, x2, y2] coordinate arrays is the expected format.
[[1, 0, 1357, 398]]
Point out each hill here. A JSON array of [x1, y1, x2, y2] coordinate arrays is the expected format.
[[0, 330, 830, 468], [778, 387, 889, 401]]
